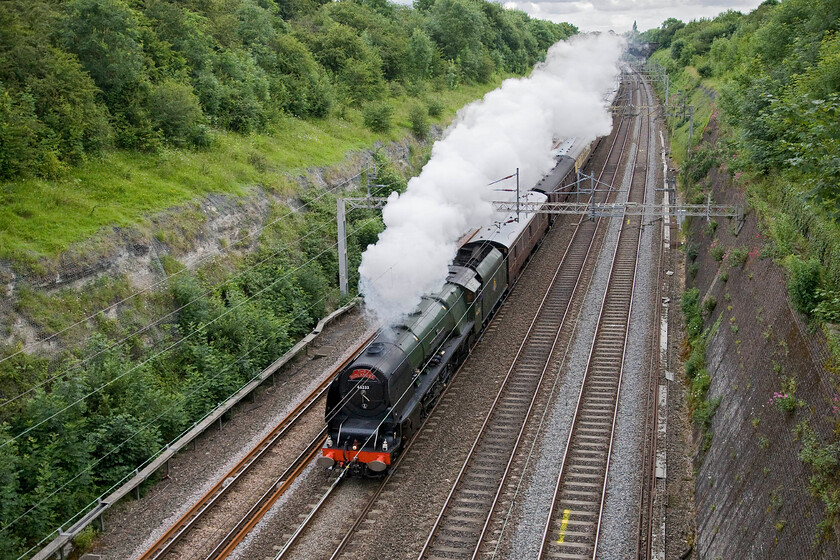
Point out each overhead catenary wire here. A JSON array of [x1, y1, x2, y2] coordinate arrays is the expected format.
[[278, 235, 524, 558], [6, 301, 293, 552], [0, 217, 338, 410], [0, 216, 383, 452], [14, 193, 525, 556], [8, 209, 401, 555], [14, 256, 405, 557], [328, 234, 514, 465], [22, 208, 521, 560], [275, 251, 490, 558], [0, 166, 376, 368]]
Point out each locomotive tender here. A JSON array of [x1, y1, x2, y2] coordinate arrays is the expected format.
[[318, 138, 594, 476]]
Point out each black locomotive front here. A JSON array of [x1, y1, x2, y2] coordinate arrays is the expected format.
[[318, 340, 415, 474]]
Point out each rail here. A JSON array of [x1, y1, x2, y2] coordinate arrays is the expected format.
[[417, 76, 634, 560], [538, 68, 650, 559], [32, 298, 360, 560]]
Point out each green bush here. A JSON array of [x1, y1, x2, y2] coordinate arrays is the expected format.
[[693, 393, 720, 428], [684, 341, 706, 378], [86, 414, 161, 487], [688, 262, 699, 280], [681, 145, 719, 186], [728, 246, 749, 267], [682, 288, 703, 339], [690, 366, 710, 402], [710, 245, 725, 261], [684, 241, 699, 260], [73, 525, 97, 554], [427, 98, 444, 117], [362, 101, 393, 132], [795, 421, 840, 537], [409, 104, 428, 138], [705, 220, 718, 235], [148, 80, 205, 147], [784, 254, 822, 316], [814, 289, 840, 323]]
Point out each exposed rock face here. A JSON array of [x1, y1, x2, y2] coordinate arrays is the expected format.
[[686, 117, 840, 558], [1, 135, 431, 350]]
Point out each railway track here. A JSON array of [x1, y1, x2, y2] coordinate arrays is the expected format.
[[404, 78, 638, 560], [138, 332, 374, 560], [281, 72, 648, 560], [416, 218, 599, 560], [635, 70, 665, 560], [537, 70, 653, 559], [464, 73, 645, 560], [255, 118, 629, 557], [264, 181, 591, 560]]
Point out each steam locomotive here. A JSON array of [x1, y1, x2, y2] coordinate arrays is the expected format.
[[317, 137, 596, 476]]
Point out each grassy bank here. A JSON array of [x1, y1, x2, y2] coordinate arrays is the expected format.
[[0, 82, 498, 268]]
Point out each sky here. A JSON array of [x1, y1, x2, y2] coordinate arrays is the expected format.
[[501, 0, 766, 34], [504, 0, 766, 33], [395, 0, 767, 35]]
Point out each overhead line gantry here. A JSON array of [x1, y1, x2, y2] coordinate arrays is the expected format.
[[336, 191, 743, 297]]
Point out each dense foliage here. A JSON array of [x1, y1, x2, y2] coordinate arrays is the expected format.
[[643, 0, 840, 218], [649, 0, 840, 309], [0, 2, 575, 552], [0, 1, 576, 554], [644, 0, 840, 309], [0, 0, 575, 181]]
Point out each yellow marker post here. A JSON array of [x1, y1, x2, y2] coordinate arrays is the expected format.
[[556, 509, 571, 543]]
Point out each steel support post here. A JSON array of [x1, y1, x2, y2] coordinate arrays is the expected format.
[[337, 198, 348, 298], [515, 168, 520, 222]]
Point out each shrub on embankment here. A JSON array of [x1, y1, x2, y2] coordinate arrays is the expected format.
[[0, 141, 415, 558]]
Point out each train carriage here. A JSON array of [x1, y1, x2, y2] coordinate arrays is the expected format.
[[466, 190, 550, 285]]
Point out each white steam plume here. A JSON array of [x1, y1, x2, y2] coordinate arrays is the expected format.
[[359, 33, 624, 326]]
